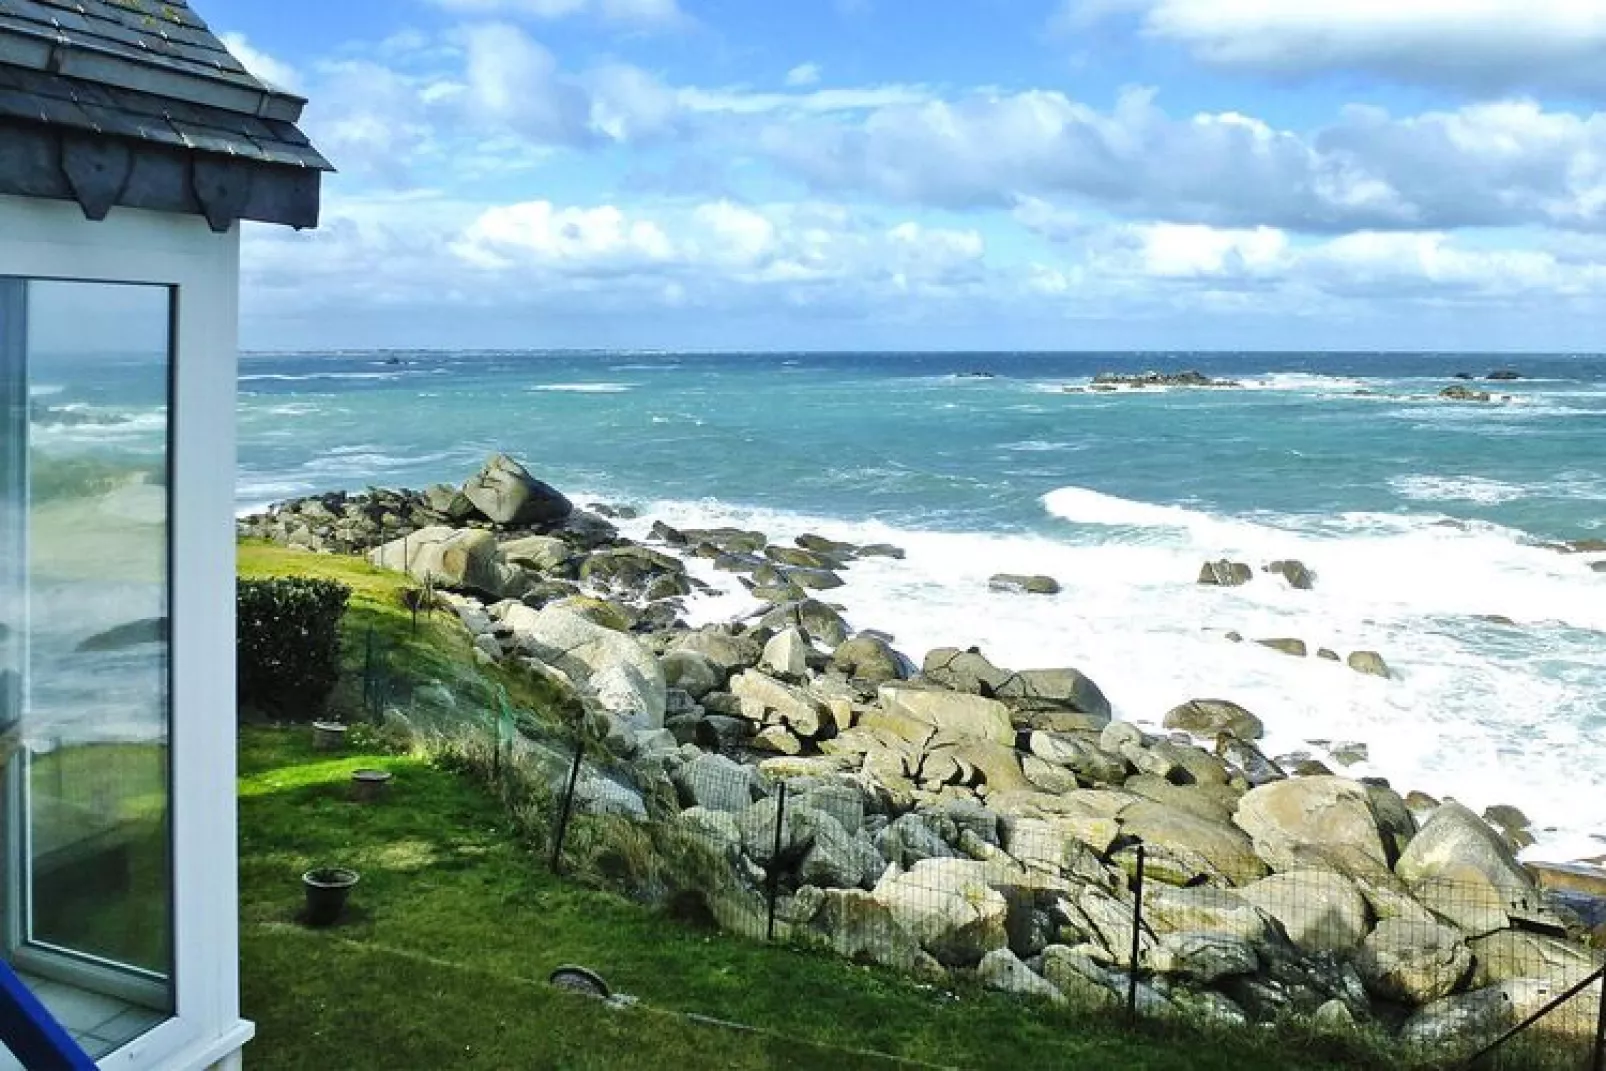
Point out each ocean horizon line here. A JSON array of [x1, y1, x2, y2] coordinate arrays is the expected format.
[[237, 346, 1606, 358]]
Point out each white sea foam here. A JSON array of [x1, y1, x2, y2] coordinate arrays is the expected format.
[[301, 449, 466, 477], [235, 478, 315, 512], [1243, 372, 1371, 392], [1036, 374, 1370, 395], [1546, 470, 1606, 500], [28, 384, 65, 397], [240, 371, 407, 382], [1042, 485, 1232, 533], [1000, 440, 1080, 453], [235, 447, 479, 512], [615, 487, 1606, 864], [529, 383, 636, 394], [31, 410, 167, 441], [1389, 397, 1592, 423], [1389, 474, 1529, 505]]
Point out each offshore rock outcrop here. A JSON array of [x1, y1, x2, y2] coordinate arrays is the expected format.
[[1090, 370, 1242, 389]]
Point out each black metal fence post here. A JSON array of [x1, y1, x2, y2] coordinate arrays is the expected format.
[[490, 714, 501, 785], [1127, 841, 1146, 1025], [1594, 962, 1606, 1071], [550, 738, 585, 875], [765, 782, 789, 943], [362, 626, 375, 717]]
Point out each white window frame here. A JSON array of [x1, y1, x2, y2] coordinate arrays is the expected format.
[[0, 193, 251, 1071]]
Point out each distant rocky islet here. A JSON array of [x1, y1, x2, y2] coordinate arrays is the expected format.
[[237, 451, 1605, 1054], [1048, 367, 1540, 408]]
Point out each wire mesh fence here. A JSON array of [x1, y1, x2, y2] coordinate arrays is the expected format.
[[347, 622, 1606, 1071]]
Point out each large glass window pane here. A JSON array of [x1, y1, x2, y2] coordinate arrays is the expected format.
[[2, 279, 173, 1051]]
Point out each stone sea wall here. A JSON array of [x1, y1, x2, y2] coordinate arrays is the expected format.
[[238, 453, 1605, 1060]]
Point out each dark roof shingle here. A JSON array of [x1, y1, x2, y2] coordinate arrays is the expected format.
[[0, 0, 274, 104], [0, 0, 330, 229]]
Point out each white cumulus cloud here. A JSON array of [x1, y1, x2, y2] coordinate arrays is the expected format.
[[1061, 0, 1606, 97], [219, 33, 301, 93], [786, 63, 823, 87], [432, 0, 685, 28], [461, 24, 596, 145], [1128, 223, 1287, 278], [243, 191, 1606, 348], [454, 201, 675, 269], [760, 88, 1606, 233]]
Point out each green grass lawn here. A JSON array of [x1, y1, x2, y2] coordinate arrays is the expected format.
[[28, 743, 168, 972], [238, 726, 1392, 1071]]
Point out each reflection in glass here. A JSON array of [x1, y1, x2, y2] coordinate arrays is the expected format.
[[4, 280, 173, 1018], [1, 281, 21, 758]]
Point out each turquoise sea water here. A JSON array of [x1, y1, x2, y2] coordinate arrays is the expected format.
[[57, 350, 1606, 858], [235, 351, 1606, 541]]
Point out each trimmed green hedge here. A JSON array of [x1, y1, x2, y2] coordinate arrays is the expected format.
[[237, 577, 351, 719]]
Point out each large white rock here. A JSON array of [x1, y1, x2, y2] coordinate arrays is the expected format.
[[462, 453, 572, 526], [1040, 945, 1120, 1008], [761, 626, 811, 679], [929, 740, 1030, 794], [1356, 917, 1473, 1005], [1399, 984, 1516, 1055], [505, 605, 666, 728], [1162, 699, 1265, 741], [671, 630, 763, 675], [659, 649, 725, 699], [876, 684, 1014, 746], [1239, 869, 1371, 955], [1121, 799, 1267, 887], [1072, 884, 1156, 963], [808, 889, 928, 971], [987, 789, 1126, 855], [730, 670, 828, 737], [369, 526, 528, 597], [1396, 801, 1538, 934], [1233, 776, 1392, 876], [872, 857, 1009, 966], [1470, 930, 1604, 989], [498, 535, 573, 572], [1142, 885, 1282, 950], [978, 948, 1066, 1003], [1146, 932, 1260, 984]]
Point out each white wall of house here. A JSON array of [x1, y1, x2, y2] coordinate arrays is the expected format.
[[0, 194, 250, 1071]]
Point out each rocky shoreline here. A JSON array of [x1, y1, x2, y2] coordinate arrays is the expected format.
[[238, 453, 1605, 1057]]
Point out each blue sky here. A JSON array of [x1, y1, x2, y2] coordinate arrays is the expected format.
[[218, 0, 1606, 351]]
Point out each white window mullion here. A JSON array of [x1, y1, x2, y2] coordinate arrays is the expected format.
[[0, 277, 27, 961]]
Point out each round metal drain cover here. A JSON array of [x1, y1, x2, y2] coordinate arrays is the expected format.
[[549, 965, 611, 998]]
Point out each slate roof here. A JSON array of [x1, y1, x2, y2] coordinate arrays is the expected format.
[[0, 0, 330, 230]]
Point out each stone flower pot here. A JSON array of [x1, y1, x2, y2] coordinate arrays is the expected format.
[[311, 721, 348, 751], [350, 768, 393, 803], [302, 867, 359, 927]]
